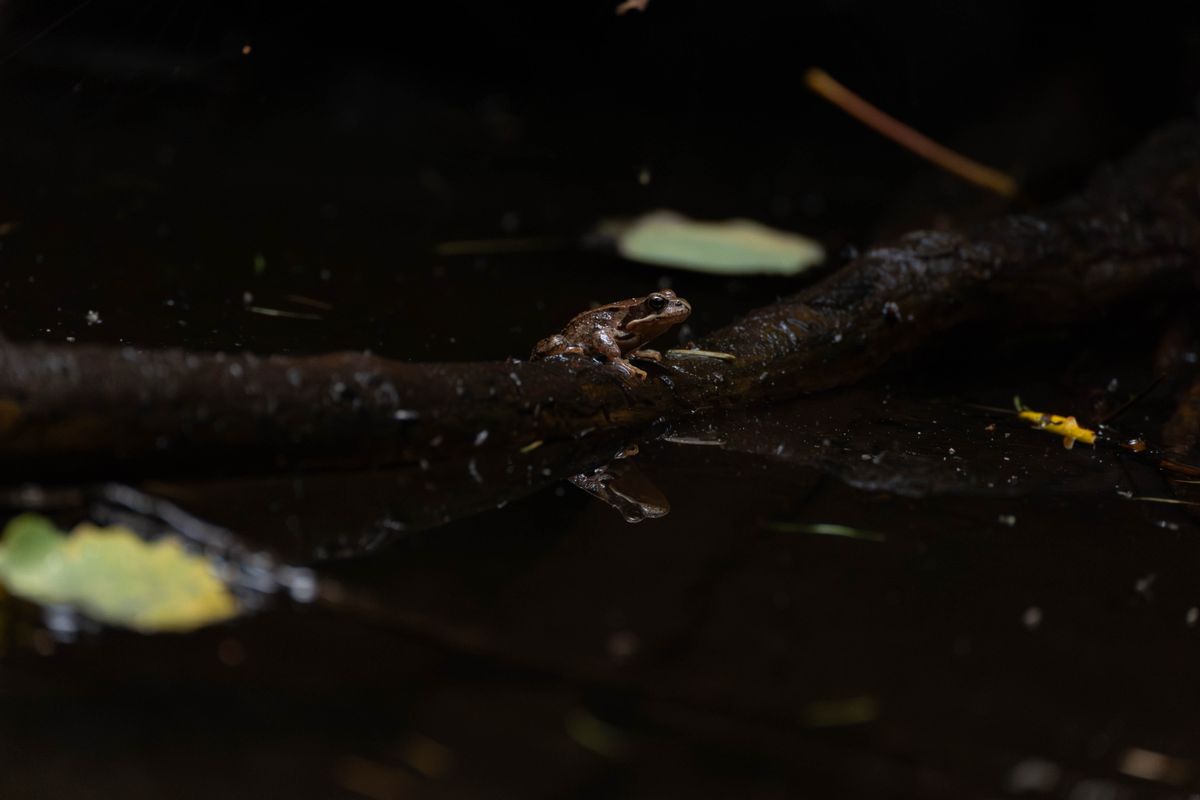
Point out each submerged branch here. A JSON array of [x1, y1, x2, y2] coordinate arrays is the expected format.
[[0, 124, 1198, 480]]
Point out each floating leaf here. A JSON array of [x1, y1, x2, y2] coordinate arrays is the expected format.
[[604, 210, 825, 275], [1013, 397, 1097, 449], [0, 514, 238, 633]]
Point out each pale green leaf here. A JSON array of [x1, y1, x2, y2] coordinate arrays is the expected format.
[[609, 210, 825, 275]]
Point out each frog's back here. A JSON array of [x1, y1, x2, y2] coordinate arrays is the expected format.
[[532, 306, 623, 359]]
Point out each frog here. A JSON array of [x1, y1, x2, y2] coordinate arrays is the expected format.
[[531, 290, 692, 381]]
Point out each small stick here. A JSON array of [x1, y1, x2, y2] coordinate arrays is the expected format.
[[804, 67, 1018, 199]]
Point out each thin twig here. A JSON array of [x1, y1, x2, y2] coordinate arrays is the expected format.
[[804, 67, 1018, 198]]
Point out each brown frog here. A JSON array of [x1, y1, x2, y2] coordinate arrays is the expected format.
[[531, 290, 692, 380]]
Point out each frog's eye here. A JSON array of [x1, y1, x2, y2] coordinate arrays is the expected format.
[[647, 294, 668, 311]]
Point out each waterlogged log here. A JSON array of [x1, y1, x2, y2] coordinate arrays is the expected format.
[[0, 124, 1197, 478]]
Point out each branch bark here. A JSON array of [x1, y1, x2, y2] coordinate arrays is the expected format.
[[1, 124, 1198, 480]]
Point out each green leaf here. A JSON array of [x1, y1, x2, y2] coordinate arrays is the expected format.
[[607, 210, 825, 276], [0, 514, 238, 633]]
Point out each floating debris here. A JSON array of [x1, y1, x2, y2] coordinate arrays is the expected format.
[[660, 435, 726, 447], [665, 348, 737, 361], [518, 439, 544, 454], [764, 521, 886, 543], [801, 695, 879, 727], [247, 306, 323, 321]]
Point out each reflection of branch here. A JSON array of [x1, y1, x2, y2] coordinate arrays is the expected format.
[[0, 125, 1197, 479]]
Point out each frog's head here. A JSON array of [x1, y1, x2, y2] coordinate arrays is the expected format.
[[618, 290, 691, 349]]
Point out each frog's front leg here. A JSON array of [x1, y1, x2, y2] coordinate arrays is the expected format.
[[594, 330, 648, 381]]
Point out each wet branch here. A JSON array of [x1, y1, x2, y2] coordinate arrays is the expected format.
[[0, 124, 1198, 479]]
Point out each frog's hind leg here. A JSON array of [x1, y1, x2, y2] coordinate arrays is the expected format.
[[531, 334, 588, 360], [629, 348, 662, 362]]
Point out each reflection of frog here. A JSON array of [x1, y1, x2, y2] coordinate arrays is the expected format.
[[531, 291, 692, 380], [570, 456, 669, 523]]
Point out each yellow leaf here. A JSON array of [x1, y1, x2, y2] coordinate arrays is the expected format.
[[1016, 405, 1097, 448], [0, 514, 238, 633]]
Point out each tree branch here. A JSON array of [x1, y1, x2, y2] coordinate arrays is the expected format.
[[0, 124, 1197, 480]]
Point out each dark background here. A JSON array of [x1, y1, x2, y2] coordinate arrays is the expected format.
[[2, 2, 1200, 799]]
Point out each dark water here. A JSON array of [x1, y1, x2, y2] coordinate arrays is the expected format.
[[2, 2, 1200, 798]]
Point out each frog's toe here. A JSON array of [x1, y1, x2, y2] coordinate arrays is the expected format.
[[630, 348, 662, 362]]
